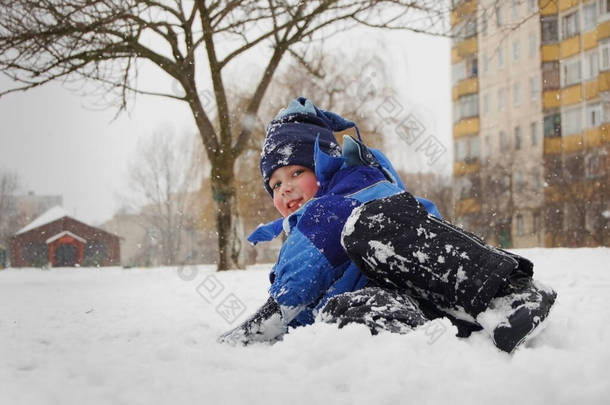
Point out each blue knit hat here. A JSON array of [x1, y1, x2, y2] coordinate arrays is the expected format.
[[260, 97, 360, 195]]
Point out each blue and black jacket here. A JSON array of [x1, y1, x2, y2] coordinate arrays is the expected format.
[[248, 136, 441, 326]]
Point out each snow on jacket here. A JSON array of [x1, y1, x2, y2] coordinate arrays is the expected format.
[[248, 136, 441, 326]]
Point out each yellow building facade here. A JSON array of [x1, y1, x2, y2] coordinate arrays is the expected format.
[[451, 0, 609, 247]]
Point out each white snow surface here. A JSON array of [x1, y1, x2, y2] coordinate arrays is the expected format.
[[1, 248, 609, 405], [16, 206, 69, 235]]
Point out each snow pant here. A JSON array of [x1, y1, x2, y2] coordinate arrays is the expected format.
[[340, 191, 536, 335], [319, 286, 428, 335]]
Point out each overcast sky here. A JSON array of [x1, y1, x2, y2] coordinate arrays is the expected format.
[[0, 30, 451, 226]]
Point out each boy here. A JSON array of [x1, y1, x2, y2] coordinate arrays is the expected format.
[[219, 97, 556, 353]]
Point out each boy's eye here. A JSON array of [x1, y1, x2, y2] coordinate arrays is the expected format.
[[292, 169, 304, 177], [271, 181, 281, 191]]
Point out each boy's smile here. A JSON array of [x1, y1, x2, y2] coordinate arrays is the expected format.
[[270, 165, 319, 217]]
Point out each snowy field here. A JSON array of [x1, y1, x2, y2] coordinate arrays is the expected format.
[[1, 248, 609, 405]]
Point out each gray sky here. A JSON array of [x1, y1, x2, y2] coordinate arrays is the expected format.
[[0, 30, 451, 226]]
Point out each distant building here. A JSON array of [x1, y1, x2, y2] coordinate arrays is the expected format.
[[10, 207, 120, 267], [13, 191, 63, 225], [450, 0, 609, 247]]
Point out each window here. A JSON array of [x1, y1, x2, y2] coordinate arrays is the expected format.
[[452, 61, 466, 85], [496, 5, 504, 26], [562, 57, 581, 87], [466, 57, 478, 78], [469, 136, 480, 159], [600, 0, 610, 15], [512, 0, 519, 19], [529, 31, 537, 57], [483, 51, 489, 73], [604, 101, 610, 123], [544, 114, 561, 138], [515, 126, 522, 150], [585, 153, 605, 178], [584, 50, 599, 80], [500, 130, 509, 148], [530, 76, 539, 100], [533, 211, 541, 234], [587, 103, 602, 128], [513, 82, 521, 107], [600, 40, 610, 71], [458, 93, 479, 120], [542, 62, 560, 90], [498, 87, 506, 111], [583, 3, 597, 32], [562, 106, 582, 136], [498, 45, 505, 68], [484, 135, 492, 158], [483, 93, 490, 114], [513, 40, 520, 63], [516, 214, 525, 236], [481, 12, 488, 35], [562, 11, 579, 40], [528, 0, 536, 12], [531, 121, 539, 146], [541, 16, 558, 44], [455, 139, 468, 161], [455, 136, 480, 162]]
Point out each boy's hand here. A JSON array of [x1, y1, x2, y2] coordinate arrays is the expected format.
[[217, 297, 287, 345]]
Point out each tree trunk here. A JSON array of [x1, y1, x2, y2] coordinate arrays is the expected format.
[[210, 157, 242, 271]]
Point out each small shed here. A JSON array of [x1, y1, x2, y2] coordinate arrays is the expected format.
[[10, 207, 120, 267]]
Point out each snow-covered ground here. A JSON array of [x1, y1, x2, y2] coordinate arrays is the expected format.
[[1, 248, 609, 405]]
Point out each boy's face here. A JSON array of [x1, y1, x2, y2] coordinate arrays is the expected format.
[[269, 165, 319, 217]]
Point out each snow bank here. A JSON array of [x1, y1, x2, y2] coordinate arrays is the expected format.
[[1, 248, 609, 405]]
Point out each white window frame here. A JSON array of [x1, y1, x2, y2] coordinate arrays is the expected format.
[[529, 31, 537, 57], [514, 125, 522, 150], [516, 214, 525, 236], [513, 82, 521, 107], [600, 0, 610, 17], [587, 103, 602, 129], [600, 40, 610, 71], [513, 40, 520, 63], [498, 45, 505, 69], [530, 121, 539, 146], [498, 87, 506, 111], [561, 11, 580, 40], [561, 106, 583, 136], [561, 56, 581, 87], [584, 50, 599, 80], [529, 76, 539, 100], [583, 3, 597, 32]]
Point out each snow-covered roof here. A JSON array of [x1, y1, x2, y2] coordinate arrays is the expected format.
[[16, 206, 70, 235], [45, 230, 87, 245]]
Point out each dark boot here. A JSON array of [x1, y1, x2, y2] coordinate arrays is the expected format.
[[477, 278, 557, 353], [319, 287, 428, 335]]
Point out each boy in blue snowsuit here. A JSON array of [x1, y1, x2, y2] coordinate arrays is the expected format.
[[219, 97, 556, 353]]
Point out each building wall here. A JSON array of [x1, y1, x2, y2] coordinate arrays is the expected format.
[[451, 0, 609, 247]]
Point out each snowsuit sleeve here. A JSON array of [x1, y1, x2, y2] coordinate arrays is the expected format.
[[268, 196, 358, 318]]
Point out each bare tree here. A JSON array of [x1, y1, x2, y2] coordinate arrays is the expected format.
[[0, 0, 450, 270], [126, 130, 203, 265], [233, 48, 397, 243], [0, 169, 21, 250]]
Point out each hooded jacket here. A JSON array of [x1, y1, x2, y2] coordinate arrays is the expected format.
[[248, 135, 441, 326]]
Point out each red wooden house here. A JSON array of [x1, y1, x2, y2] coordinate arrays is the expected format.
[[10, 207, 120, 267]]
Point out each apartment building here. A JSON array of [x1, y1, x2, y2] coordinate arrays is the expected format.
[[451, 0, 609, 247]]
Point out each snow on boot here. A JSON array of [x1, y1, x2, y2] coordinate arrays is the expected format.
[[218, 297, 287, 345], [319, 287, 428, 335], [477, 278, 557, 354]]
